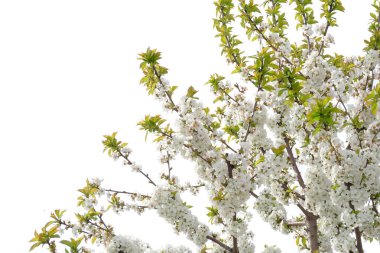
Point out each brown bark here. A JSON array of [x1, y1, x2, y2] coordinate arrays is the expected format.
[[284, 136, 306, 189], [227, 159, 239, 253], [232, 236, 238, 253], [354, 227, 364, 253], [306, 214, 319, 253], [206, 235, 233, 252], [232, 213, 239, 253], [348, 197, 364, 253]]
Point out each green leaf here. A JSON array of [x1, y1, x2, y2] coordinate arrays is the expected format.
[[206, 206, 219, 223], [60, 240, 73, 248], [254, 155, 265, 166], [29, 242, 42, 251], [186, 86, 199, 99], [331, 183, 340, 191], [271, 145, 286, 156], [91, 236, 97, 244], [138, 115, 166, 133], [223, 125, 240, 140], [213, 189, 226, 201], [168, 85, 178, 96], [307, 97, 343, 131], [262, 84, 275, 91], [302, 236, 307, 248], [138, 47, 161, 65]]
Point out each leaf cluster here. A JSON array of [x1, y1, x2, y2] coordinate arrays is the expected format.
[[307, 97, 343, 133], [365, 0, 380, 50], [263, 0, 289, 36], [138, 114, 173, 142], [320, 0, 345, 28], [365, 84, 380, 115], [102, 132, 128, 157], [138, 48, 168, 95], [214, 0, 247, 71]]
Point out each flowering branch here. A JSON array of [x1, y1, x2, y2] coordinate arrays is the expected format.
[[206, 235, 233, 252], [118, 151, 157, 187]]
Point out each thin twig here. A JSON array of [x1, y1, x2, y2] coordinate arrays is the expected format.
[[284, 221, 306, 227], [166, 150, 173, 179], [249, 190, 259, 198], [118, 151, 157, 186], [152, 65, 178, 112], [105, 189, 151, 199]]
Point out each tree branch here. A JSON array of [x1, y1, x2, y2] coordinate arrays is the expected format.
[[206, 235, 233, 252], [284, 136, 306, 189], [225, 159, 239, 253], [166, 150, 173, 180], [104, 189, 151, 199], [284, 221, 306, 227], [317, 1, 333, 56], [354, 227, 364, 253], [249, 190, 259, 198], [118, 151, 157, 186], [348, 198, 365, 253], [151, 65, 178, 112]]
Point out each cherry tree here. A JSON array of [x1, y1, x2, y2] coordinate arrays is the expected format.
[[30, 0, 380, 252]]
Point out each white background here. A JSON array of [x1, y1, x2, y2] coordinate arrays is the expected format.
[[0, 0, 379, 252]]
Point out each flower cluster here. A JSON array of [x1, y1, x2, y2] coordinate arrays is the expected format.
[[150, 186, 210, 246], [254, 190, 287, 231], [262, 245, 281, 253], [106, 235, 151, 253]]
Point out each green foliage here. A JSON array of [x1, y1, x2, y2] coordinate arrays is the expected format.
[[30, 209, 93, 253], [206, 74, 238, 104], [327, 53, 356, 75], [320, 0, 345, 28], [307, 97, 343, 133], [137, 114, 172, 142], [139, 47, 161, 65], [45, 209, 66, 228], [251, 48, 277, 88], [207, 74, 225, 93], [342, 115, 365, 131], [331, 183, 340, 191], [277, 66, 309, 105], [75, 209, 100, 224], [77, 179, 100, 207], [30, 217, 61, 252], [206, 206, 220, 224], [213, 188, 226, 202], [290, 0, 317, 29], [238, 0, 263, 41], [254, 155, 265, 166], [295, 235, 308, 250], [138, 48, 168, 95], [102, 132, 127, 157], [263, 0, 289, 36], [214, 0, 247, 71], [271, 144, 286, 156], [138, 115, 166, 133], [365, 84, 380, 114], [186, 86, 199, 99], [168, 85, 178, 97], [365, 0, 380, 50], [223, 124, 240, 141], [138, 48, 178, 111], [60, 238, 83, 253]]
